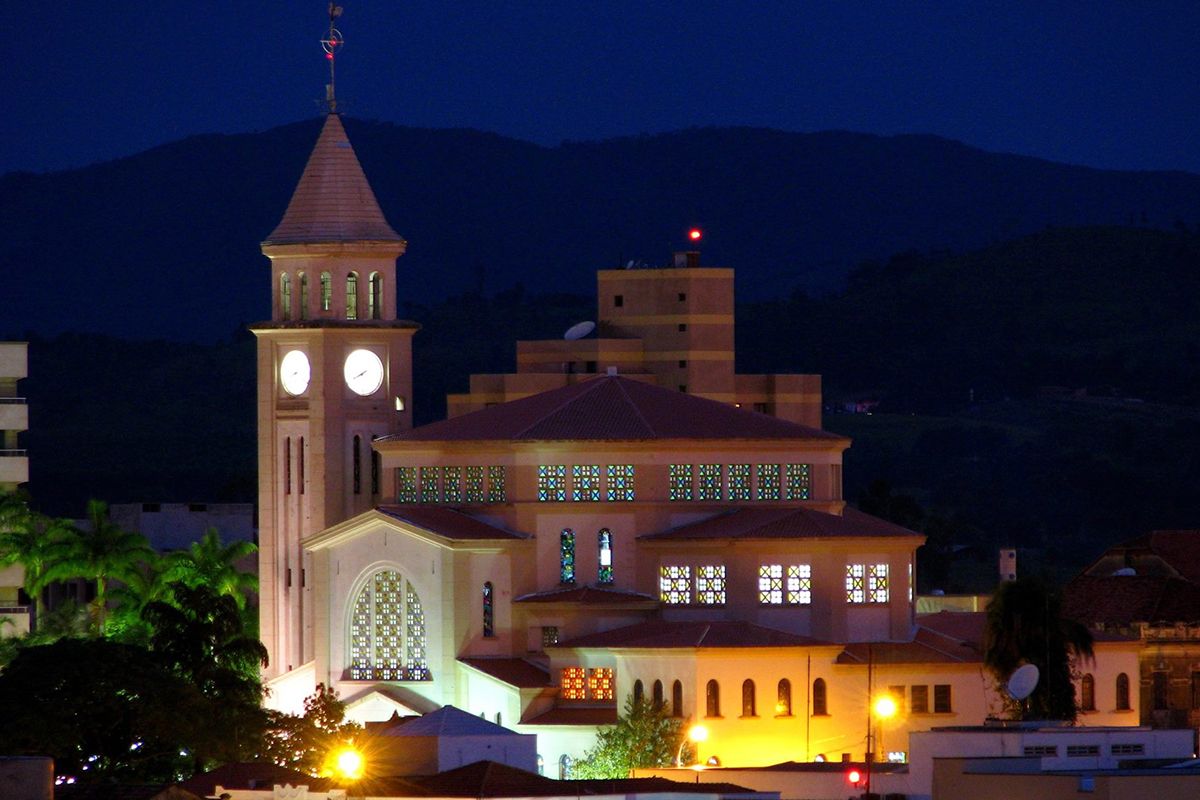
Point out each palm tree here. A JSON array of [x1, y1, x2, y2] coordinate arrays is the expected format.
[[0, 492, 74, 624], [161, 527, 258, 609], [37, 500, 155, 636], [983, 576, 1094, 720]]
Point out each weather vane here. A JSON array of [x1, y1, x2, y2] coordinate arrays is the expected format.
[[321, 4, 345, 113]]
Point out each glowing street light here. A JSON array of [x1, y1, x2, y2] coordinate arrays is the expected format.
[[333, 747, 364, 782], [873, 695, 897, 720], [676, 723, 709, 767]]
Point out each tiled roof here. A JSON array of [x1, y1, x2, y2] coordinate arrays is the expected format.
[[1084, 529, 1200, 583], [840, 613, 985, 664], [459, 658, 553, 689], [381, 376, 845, 443], [1063, 575, 1200, 626], [177, 762, 329, 795], [264, 114, 403, 245], [555, 620, 832, 649], [368, 704, 522, 737], [519, 706, 621, 726], [640, 506, 921, 541], [514, 586, 658, 605], [377, 506, 529, 541]]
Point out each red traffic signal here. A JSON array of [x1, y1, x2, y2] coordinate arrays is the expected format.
[[846, 768, 863, 786]]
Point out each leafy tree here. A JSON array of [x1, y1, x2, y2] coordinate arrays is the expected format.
[[983, 577, 1095, 720], [263, 683, 362, 776], [572, 696, 686, 779], [161, 527, 258, 609], [0, 491, 74, 622]]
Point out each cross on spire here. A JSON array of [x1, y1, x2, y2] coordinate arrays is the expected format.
[[321, 4, 345, 113]]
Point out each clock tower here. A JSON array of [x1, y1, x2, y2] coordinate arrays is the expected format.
[[254, 113, 418, 677]]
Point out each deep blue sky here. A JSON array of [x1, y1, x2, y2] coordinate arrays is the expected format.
[[7, 2, 1200, 175]]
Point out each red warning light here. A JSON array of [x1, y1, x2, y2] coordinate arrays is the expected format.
[[846, 769, 862, 785], [326, 52, 334, 60], [688, 228, 702, 241]]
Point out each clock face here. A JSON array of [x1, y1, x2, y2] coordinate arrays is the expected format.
[[279, 350, 311, 396], [344, 349, 384, 396]]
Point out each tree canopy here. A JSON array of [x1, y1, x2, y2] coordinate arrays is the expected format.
[[572, 696, 687, 779]]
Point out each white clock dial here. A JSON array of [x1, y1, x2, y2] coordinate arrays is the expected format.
[[344, 349, 384, 396], [279, 350, 311, 396]]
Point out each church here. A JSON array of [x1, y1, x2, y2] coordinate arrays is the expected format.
[[255, 113, 1140, 773]]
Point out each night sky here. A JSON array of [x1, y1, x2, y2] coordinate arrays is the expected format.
[[7, 2, 1200, 176]]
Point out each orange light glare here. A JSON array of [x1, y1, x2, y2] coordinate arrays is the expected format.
[[688, 228, 702, 241]]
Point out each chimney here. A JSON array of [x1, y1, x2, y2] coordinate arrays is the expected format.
[[999, 548, 1017, 582], [673, 251, 700, 268]]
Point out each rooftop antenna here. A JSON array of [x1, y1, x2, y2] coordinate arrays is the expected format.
[[321, 4, 345, 113]]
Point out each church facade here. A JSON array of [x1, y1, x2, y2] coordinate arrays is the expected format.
[[257, 115, 1139, 772]]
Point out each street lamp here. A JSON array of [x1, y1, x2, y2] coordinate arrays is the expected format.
[[873, 695, 897, 765], [332, 746, 364, 782], [676, 724, 709, 767]]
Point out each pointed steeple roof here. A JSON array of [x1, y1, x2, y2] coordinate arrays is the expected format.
[[264, 114, 403, 245]]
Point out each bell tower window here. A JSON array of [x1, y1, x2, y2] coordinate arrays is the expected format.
[[353, 435, 362, 495], [346, 273, 359, 319], [369, 272, 383, 320], [320, 271, 332, 311], [280, 274, 292, 320], [299, 272, 309, 320]]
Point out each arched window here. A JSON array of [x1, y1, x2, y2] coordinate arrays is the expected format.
[[558, 755, 573, 780], [1080, 673, 1095, 711], [1116, 673, 1131, 710], [369, 272, 383, 320], [349, 569, 428, 680], [633, 679, 644, 706], [280, 274, 292, 320], [320, 271, 332, 311], [298, 436, 305, 494], [742, 679, 756, 716], [597, 529, 613, 584], [482, 581, 494, 638], [560, 529, 576, 584], [495, 712, 502, 725], [299, 272, 309, 320], [706, 679, 720, 717], [346, 272, 359, 319], [284, 436, 292, 495], [352, 435, 362, 495], [652, 679, 664, 710], [537, 755, 544, 776], [812, 678, 827, 715], [371, 451, 381, 495], [777, 678, 792, 716], [672, 680, 683, 717]]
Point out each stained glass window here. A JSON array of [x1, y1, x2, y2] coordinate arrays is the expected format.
[[542, 626, 559, 648], [758, 564, 784, 604], [560, 529, 576, 584], [487, 466, 506, 503], [669, 464, 693, 501], [697, 565, 727, 605], [597, 529, 613, 584], [482, 581, 494, 638], [698, 464, 722, 501], [395, 467, 417, 502], [606, 464, 635, 501], [349, 570, 428, 681], [785, 463, 811, 500], [788, 564, 812, 605], [588, 667, 615, 700], [562, 667, 587, 700], [442, 466, 463, 503], [660, 565, 691, 604], [728, 464, 751, 501], [572, 465, 601, 502], [538, 465, 567, 502], [846, 563, 866, 603], [868, 564, 889, 603], [756, 464, 781, 501], [419, 466, 439, 503], [465, 466, 485, 503]]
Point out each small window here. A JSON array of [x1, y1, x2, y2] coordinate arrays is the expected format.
[[542, 626, 559, 648], [482, 582, 495, 638], [346, 272, 359, 319], [678, 323, 687, 332], [352, 435, 362, 495], [1067, 745, 1100, 757], [560, 529, 576, 584], [812, 678, 828, 715], [614, 294, 624, 307], [371, 451, 381, 495], [888, 685, 906, 715], [320, 271, 332, 311], [369, 272, 383, 320], [597, 529, 613, 584], [537, 755, 544, 776], [706, 679, 720, 717], [652, 679, 664, 710], [495, 712, 502, 725], [585, 360, 597, 373], [1081, 673, 1095, 711], [911, 684, 929, 713], [284, 437, 292, 495], [679, 385, 687, 392], [934, 684, 952, 713], [1153, 671, 1169, 711], [298, 436, 305, 494], [1116, 673, 1131, 710], [280, 273, 292, 320], [672, 680, 683, 717], [678, 359, 687, 368], [678, 292, 686, 302], [299, 272, 309, 320], [742, 679, 756, 717], [1191, 671, 1200, 710], [187, 503, 207, 513], [633, 679, 644, 705], [558, 755, 572, 780], [777, 679, 792, 716]]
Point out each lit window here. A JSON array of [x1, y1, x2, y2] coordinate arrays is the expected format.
[[759, 564, 784, 604], [706, 680, 720, 717], [728, 464, 751, 501], [660, 565, 691, 604], [442, 466, 463, 503], [698, 464, 722, 501], [777, 679, 792, 716], [538, 465, 567, 502], [742, 679, 756, 716], [320, 271, 332, 311], [487, 466, 507, 503], [812, 678, 828, 715], [560, 529, 576, 584], [669, 464, 693, 501], [395, 467, 417, 502], [482, 582, 494, 638], [756, 464, 781, 500], [788, 564, 812, 604], [346, 272, 358, 319], [597, 529, 613, 584], [588, 668, 615, 701], [349, 569, 428, 680], [869, 564, 889, 602], [607, 464, 635, 501], [572, 465, 600, 501], [280, 273, 292, 319], [847, 563, 889, 604], [419, 466, 439, 503], [696, 565, 726, 605], [846, 564, 866, 604], [760, 564, 811, 604], [465, 466, 485, 503], [785, 463, 811, 500], [562, 667, 587, 700]]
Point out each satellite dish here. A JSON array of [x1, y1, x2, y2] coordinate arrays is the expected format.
[[1007, 664, 1040, 701], [564, 321, 596, 341]]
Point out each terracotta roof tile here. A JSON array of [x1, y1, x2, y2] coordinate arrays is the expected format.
[[641, 506, 921, 541], [377, 506, 529, 541], [1063, 574, 1200, 626], [840, 614, 985, 664], [514, 586, 658, 605], [264, 114, 403, 245], [555, 620, 832, 649], [459, 658, 553, 689], [519, 706, 620, 726], [381, 376, 844, 443]]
